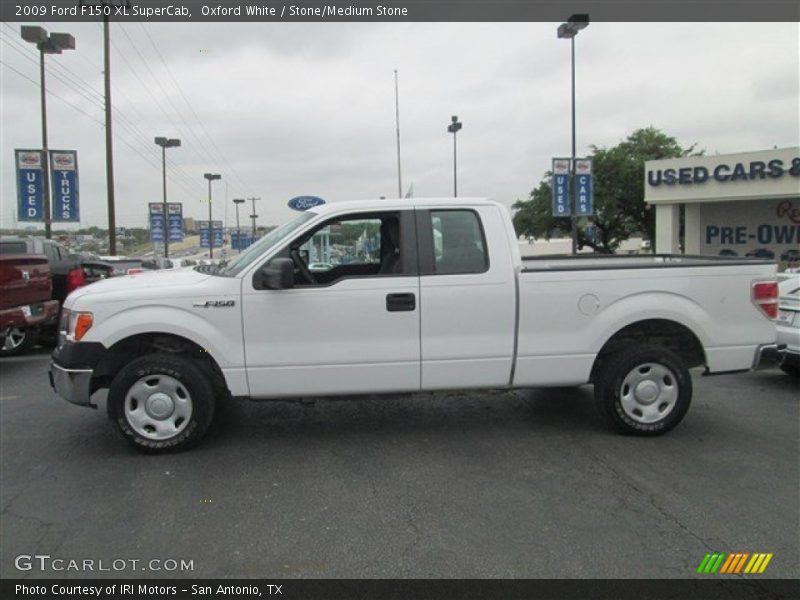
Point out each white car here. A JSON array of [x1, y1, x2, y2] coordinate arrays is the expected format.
[[776, 274, 800, 377], [50, 197, 780, 452]]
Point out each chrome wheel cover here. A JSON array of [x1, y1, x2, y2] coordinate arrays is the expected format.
[[619, 362, 679, 424], [124, 374, 193, 440]]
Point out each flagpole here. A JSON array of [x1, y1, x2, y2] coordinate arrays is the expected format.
[[394, 69, 402, 198]]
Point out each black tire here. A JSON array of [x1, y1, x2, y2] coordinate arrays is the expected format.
[[0, 327, 38, 357], [594, 344, 692, 436], [779, 361, 800, 378], [107, 354, 216, 453]]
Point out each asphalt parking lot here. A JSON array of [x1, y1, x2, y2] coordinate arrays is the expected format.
[[1, 348, 798, 579]]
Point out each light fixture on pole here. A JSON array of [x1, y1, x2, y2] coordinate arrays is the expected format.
[[20, 26, 75, 240], [204, 173, 221, 259], [447, 115, 462, 197], [154, 137, 180, 259], [233, 198, 245, 253], [557, 13, 590, 255]]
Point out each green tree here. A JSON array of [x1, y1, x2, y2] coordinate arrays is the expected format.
[[512, 127, 700, 253]]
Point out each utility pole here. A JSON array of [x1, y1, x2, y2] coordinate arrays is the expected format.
[[394, 69, 402, 198], [233, 198, 245, 252], [447, 115, 462, 197], [154, 137, 180, 258], [248, 197, 260, 239], [103, 15, 117, 254], [204, 173, 221, 259], [558, 14, 590, 255]]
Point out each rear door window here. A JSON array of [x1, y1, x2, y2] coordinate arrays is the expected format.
[[429, 210, 489, 275]]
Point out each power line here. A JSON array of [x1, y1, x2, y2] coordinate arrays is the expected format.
[[0, 58, 206, 204], [116, 23, 237, 194], [137, 22, 251, 194]]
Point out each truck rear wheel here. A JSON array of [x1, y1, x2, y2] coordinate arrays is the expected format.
[[594, 344, 692, 435], [107, 354, 215, 453], [1, 327, 37, 357]]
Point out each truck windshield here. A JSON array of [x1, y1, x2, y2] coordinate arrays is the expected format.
[[215, 211, 317, 277]]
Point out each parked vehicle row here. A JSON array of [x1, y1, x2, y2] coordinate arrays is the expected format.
[[719, 247, 800, 262], [0, 254, 60, 355]]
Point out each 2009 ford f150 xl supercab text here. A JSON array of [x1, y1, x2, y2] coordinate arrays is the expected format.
[[49, 198, 781, 452]]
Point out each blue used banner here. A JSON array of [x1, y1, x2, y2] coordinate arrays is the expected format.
[[551, 158, 571, 217], [15, 149, 45, 222], [149, 203, 165, 242], [50, 150, 79, 222]]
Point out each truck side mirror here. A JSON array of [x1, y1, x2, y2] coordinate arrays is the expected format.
[[257, 258, 294, 290]]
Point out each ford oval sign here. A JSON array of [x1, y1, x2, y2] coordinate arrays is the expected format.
[[288, 196, 325, 211]]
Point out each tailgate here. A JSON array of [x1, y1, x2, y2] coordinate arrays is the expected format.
[[0, 255, 52, 310]]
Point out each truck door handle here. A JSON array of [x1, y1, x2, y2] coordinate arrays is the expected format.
[[386, 293, 416, 312]]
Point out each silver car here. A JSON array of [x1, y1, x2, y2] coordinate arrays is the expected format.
[[776, 274, 800, 377]]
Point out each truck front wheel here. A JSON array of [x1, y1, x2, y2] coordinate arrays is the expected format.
[[107, 354, 215, 453], [594, 344, 692, 435]]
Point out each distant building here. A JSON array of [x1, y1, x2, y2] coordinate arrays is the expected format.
[[183, 217, 197, 233]]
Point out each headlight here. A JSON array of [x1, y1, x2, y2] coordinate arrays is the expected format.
[[60, 309, 94, 342]]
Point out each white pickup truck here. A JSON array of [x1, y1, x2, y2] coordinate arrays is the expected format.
[[50, 198, 781, 452]]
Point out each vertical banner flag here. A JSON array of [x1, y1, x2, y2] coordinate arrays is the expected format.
[[575, 158, 594, 216], [148, 203, 165, 242], [552, 158, 571, 217], [198, 221, 211, 248], [50, 150, 79, 222], [212, 220, 224, 248], [167, 203, 184, 242], [15, 149, 45, 222]]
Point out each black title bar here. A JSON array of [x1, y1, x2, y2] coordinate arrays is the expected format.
[[2, 0, 799, 22]]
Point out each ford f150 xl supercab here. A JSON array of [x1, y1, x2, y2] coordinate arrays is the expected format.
[[49, 198, 781, 452]]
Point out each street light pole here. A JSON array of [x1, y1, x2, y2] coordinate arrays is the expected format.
[[21, 26, 75, 240], [233, 198, 245, 253], [248, 197, 260, 239], [558, 14, 590, 256], [447, 115, 462, 197], [154, 137, 180, 259], [204, 173, 221, 259]]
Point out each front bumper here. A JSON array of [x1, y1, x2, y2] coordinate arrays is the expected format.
[[49, 361, 95, 408], [751, 343, 785, 370], [49, 341, 106, 408]]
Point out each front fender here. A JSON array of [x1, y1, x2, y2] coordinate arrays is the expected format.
[[84, 304, 244, 371]]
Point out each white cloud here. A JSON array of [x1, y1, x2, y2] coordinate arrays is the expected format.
[[1, 21, 797, 230]]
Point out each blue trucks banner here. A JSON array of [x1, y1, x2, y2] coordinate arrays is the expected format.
[[167, 203, 184, 242], [574, 158, 594, 216], [551, 158, 571, 217], [15, 149, 45, 222], [198, 220, 210, 248], [50, 150, 79, 222], [212, 220, 224, 248]]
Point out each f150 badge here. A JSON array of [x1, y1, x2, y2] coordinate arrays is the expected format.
[[193, 300, 236, 308]]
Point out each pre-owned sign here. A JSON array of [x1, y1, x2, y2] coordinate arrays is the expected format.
[[50, 150, 79, 222], [15, 149, 45, 222]]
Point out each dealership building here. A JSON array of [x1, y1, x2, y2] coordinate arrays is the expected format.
[[645, 146, 800, 259]]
